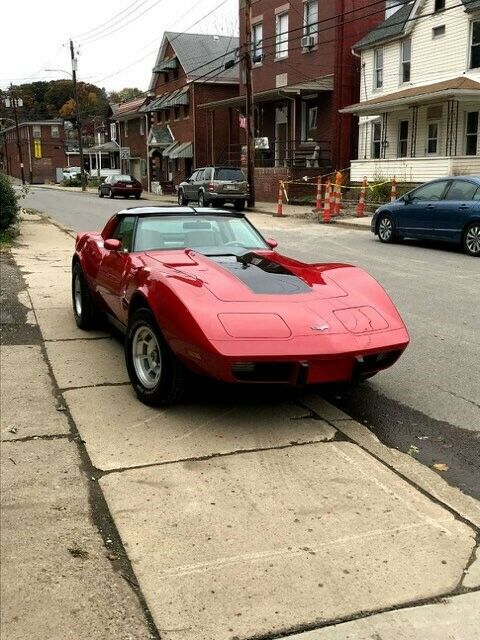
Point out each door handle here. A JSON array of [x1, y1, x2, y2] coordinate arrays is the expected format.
[[426, 204, 435, 208], [459, 204, 469, 209]]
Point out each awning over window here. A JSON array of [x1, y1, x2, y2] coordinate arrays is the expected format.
[[162, 142, 180, 157], [146, 87, 189, 112], [153, 57, 178, 73], [169, 141, 193, 159]]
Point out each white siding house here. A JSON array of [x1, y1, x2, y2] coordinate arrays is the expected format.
[[342, 0, 480, 182]]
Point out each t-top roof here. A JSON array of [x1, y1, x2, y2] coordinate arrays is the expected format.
[[117, 206, 246, 218]]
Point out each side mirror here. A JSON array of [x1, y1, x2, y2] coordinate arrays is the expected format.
[[104, 238, 122, 251], [403, 192, 413, 203], [266, 238, 278, 250]]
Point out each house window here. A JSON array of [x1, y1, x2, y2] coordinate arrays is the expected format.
[[470, 21, 480, 68], [124, 120, 128, 138], [110, 122, 117, 141], [32, 125, 41, 139], [374, 48, 383, 89], [275, 12, 289, 58], [140, 118, 144, 135], [371, 121, 382, 158], [252, 23, 263, 63], [400, 38, 411, 83], [183, 104, 189, 119], [301, 102, 318, 141], [51, 125, 59, 138], [304, 1, 318, 37], [427, 122, 439, 154], [432, 25, 445, 38], [465, 111, 479, 155], [174, 107, 180, 121], [434, 0, 445, 11], [398, 120, 409, 157]]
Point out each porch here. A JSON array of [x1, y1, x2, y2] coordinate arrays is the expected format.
[[341, 77, 480, 182]]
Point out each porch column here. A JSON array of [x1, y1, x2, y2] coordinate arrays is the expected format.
[[98, 151, 102, 177], [381, 113, 388, 159], [445, 100, 459, 156], [410, 106, 418, 158]]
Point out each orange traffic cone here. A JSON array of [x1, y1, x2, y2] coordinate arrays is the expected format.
[[356, 176, 367, 217], [390, 176, 398, 201], [315, 176, 323, 211], [333, 171, 343, 216], [276, 181, 283, 217], [322, 179, 332, 223]]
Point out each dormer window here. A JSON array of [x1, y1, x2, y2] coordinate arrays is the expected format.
[[434, 0, 445, 12]]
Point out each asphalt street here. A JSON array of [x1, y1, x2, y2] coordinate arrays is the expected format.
[[22, 186, 480, 498]]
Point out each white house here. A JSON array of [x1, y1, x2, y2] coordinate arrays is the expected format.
[[342, 0, 480, 182]]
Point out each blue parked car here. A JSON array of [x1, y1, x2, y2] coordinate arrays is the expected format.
[[371, 176, 480, 257]]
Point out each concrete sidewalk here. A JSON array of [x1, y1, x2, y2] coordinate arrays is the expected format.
[[2, 212, 479, 639]]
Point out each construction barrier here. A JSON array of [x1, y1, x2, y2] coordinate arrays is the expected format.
[[276, 181, 284, 217], [322, 179, 332, 223], [332, 171, 343, 216], [315, 176, 323, 211], [356, 176, 367, 217], [391, 176, 398, 201]]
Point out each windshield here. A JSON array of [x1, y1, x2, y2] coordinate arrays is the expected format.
[[214, 168, 246, 182], [134, 215, 268, 253]]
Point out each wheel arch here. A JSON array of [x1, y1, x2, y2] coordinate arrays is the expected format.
[[375, 209, 394, 234], [128, 291, 151, 320]]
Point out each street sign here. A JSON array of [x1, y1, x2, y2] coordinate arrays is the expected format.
[[120, 147, 130, 159]]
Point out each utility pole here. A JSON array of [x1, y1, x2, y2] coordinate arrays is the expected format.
[[244, 0, 255, 207], [70, 39, 86, 191], [8, 85, 26, 185]]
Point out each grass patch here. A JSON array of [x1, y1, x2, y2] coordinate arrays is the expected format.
[[0, 228, 16, 248]]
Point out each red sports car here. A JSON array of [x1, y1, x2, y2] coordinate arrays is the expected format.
[[72, 206, 409, 405]]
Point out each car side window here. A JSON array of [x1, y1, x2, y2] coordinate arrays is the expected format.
[[411, 180, 449, 201], [189, 171, 197, 182], [204, 168, 212, 180], [112, 216, 136, 251], [196, 170, 204, 181], [473, 187, 480, 201], [445, 180, 479, 201]]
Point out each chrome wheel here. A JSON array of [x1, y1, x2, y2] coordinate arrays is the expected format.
[[74, 273, 82, 317], [132, 325, 162, 389], [378, 215, 393, 242], [465, 224, 480, 256]]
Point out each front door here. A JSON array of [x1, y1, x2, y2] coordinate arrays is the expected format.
[[434, 178, 480, 241], [397, 179, 450, 238], [275, 105, 288, 166]]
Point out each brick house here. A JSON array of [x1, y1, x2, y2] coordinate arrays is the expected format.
[[140, 32, 240, 192], [111, 96, 148, 186], [341, 0, 480, 183], [1, 120, 66, 183], [201, 0, 389, 201]]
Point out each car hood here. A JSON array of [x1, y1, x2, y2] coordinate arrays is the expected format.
[[144, 249, 349, 302]]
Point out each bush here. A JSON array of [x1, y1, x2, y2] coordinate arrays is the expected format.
[[0, 172, 20, 231], [62, 176, 82, 187]]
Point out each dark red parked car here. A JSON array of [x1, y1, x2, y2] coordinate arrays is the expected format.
[[98, 174, 142, 199], [72, 206, 409, 406]]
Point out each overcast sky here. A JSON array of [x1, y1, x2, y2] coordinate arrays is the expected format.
[[0, 0, 238, 93]]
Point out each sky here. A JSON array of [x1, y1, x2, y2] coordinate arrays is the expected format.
[[0, 0, 238, 93]]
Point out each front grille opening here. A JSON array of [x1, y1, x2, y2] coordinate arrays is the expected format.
[[232, 361, 293, 382], [356, 350, 402, 374]]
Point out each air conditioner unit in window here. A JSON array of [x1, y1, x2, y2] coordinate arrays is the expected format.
[[252, 53, 263, 64], [301, 35, 316, 49]]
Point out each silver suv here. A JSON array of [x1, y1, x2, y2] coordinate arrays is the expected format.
[[177, 166, 247, 211]]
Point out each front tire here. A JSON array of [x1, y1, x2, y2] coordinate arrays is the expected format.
[[377, 213, 396, 243], [125, 308, 186, 406], [98, 189, 104, 198], [178, 189, 188, 206], [72, 263, 97, 330], [463, 222, 480, 257], [109, 188, 115, 199]]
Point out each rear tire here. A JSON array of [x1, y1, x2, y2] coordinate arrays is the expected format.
[[72, 263, 97, 330], [463, 222, 480, 256], [377, 213, 396, 243], [125, 308, 186, 406], [234, 200, 245, 212], [178, 189, 188, 206]]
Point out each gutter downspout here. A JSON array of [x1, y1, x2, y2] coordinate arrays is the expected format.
[[192, 82, 197, 168], [26, 126, 33, 183], [145, 114, 150, 192]]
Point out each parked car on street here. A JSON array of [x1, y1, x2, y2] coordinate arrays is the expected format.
[[72, 205, 409, 406], [177, 166, 248, 210], [372, 176, 480, 257], [63, 167, 88, 180], [98, 175, 142, 199]]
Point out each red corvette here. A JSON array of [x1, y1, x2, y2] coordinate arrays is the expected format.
[[72, 206, 409, 405]]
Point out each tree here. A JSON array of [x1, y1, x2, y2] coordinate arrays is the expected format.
[[107, 87, 144, 104]]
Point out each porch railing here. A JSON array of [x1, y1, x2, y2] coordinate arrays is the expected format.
[[217, 139, 332, 170]]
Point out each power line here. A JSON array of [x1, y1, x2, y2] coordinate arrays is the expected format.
[[74, 0, 147, 40]]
